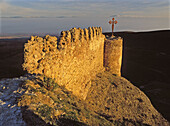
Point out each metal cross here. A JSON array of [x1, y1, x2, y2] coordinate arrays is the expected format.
[[109, 18, 118, 37]]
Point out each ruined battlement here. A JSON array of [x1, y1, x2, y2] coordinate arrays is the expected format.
[[58, 27, 103, 50], [23, 27, 122, 99]]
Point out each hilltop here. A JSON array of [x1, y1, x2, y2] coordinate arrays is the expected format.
[[0, 29, 170, 125]]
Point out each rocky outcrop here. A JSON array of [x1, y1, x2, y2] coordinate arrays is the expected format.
[[16, 72, 169, 126], [85, 71, 169, 126]]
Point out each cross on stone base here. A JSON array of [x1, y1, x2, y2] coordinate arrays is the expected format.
[[109, 18, 118, 37]]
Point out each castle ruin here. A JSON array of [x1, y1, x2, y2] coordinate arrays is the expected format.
[[23, 27, 123, 99]]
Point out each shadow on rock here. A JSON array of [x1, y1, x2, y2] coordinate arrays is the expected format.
[[21, 106, 52, 126], [21, 106, 87, 126]]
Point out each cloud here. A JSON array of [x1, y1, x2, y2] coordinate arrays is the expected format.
[[119, 15, 168, 18], [110, 15, 120, 18], [1, 15, 76, 18], [1, 0, 116, 18], [0, 1, 77, 17], [1, 0, 169, 19], [0, 1, 48, 17]]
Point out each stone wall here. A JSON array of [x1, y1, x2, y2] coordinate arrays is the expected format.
[[23, 27, 105, 99]]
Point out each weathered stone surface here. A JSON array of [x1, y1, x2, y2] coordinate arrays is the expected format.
[[23, 27, 105, 99], [104, 37, 123, 76], [85, 71, 169, 126], [17, 72, 169, 126]]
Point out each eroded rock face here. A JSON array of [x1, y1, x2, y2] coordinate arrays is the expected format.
[[85, 71, 169, 126], [23, 27, 105, 99]]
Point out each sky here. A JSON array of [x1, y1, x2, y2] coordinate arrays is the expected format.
[[0, 0, 170, 34]]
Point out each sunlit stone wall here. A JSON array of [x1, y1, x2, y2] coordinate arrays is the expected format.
[[23, 27, 105, 99]]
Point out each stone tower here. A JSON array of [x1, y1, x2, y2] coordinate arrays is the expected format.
[[104, 36, 123, 76]]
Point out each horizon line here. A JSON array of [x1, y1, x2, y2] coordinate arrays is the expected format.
[[0, 29, 170, 39]]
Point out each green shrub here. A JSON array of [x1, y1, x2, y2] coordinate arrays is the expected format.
[[36, 104, 53, 121], [37, 75, 59, 91]]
